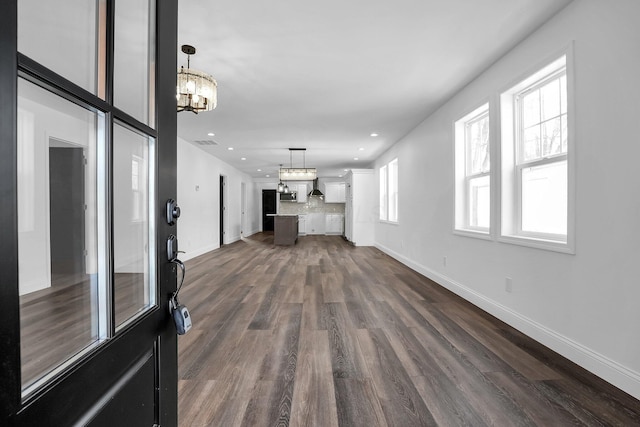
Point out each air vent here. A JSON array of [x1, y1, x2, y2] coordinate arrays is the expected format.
[[194, 140, 218, 146]]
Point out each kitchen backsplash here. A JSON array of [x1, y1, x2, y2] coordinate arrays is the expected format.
[[279, 196, 345, 214]]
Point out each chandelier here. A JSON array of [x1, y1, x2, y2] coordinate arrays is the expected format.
[[177, 45, 217, 114], [279, 148, 316, 181]]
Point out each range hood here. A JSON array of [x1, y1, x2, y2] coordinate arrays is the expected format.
[[308, 178, 324, 197]]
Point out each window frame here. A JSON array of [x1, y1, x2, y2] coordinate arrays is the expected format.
[[379, 158, 398, 224], [454, 102, 492, 239], [499, 47, 575, 254]]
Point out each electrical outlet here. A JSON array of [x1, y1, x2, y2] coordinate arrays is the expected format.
[[505, 277, 513, 293]]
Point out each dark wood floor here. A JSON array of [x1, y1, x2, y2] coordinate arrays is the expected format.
[[20, 272, 147, 388], [177, 233, 640, 426]]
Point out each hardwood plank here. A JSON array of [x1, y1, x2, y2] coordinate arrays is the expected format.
[[356, 328, 437, 426], [333, 378, 388, 427], [324, 302, 370, 379], [322, 271, 345, 303], [244, 303, 302, 426], [485, 371, 583, 426], [290, 330, 339, 427], [368, 301, 488, 425], [205, 329, 272, 426], [301, 277, 327, 331]]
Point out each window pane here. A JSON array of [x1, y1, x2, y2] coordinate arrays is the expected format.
[[468, 175, 490, 229], [113, 123, 155, 328], [468, 114, 490, 174], [522, 90, 540, 128], [523, 125, 541, 161], [18, 78, 106, 390], [18, 0, 101, 95], [560, 75, 567, 115], [114, 0, 155, 127], [379, 165, 388, 220], [521, 160, 567, 236], [542, 117, 562, 157], [540, 79, 561, 121], [388, 159, 398, 222]]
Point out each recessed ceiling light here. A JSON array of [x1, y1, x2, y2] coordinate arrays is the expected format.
[[370, 133, 378, 137], [241, 157, 246, 160], [354, 157, 359, 160], [228, 147, 234, 150], [257, 169, 262, 172], [343, 169, 348, 172], [338, 175, 343, 178], [207, 132, 215, 136], [266, 174, 270, 177], [359, 147, 365, 151]]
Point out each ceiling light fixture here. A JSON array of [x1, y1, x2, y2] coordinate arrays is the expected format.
[[177, 44, 217, 114], [279, 148, 317, 181], [277, 164, 287, 193]]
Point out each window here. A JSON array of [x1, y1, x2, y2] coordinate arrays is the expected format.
[[380, 158, 398, 222], [500, 53, 573, 252], [455, 103, 490, 236]]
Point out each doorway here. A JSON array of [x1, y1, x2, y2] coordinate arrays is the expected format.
[[241, 182, 246, 237], [262, 189, 277, 231], [220, 175, 226, 246], [49, 145, 85, 287]]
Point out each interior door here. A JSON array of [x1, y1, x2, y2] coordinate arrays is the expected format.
[[262, 189, 277, 231], [1, 1, 179, 425]]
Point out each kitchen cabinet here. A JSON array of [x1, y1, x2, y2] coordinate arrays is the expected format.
[[296, 183, 308, 203], [345, 169, 375, 246], [324, 182, 346, 203], [273, 215, 298, 245], [307, 212, 325, 235], [325, 214, 344, 235], [298, 214, 307, 235]]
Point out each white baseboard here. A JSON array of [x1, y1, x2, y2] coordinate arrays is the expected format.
[[226, 234, 241, 244], [375, 242, 640, 400], [181, 244, 218, 262]]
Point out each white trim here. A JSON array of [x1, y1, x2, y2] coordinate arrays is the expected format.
[[499, 43, 575, 254], [374, 241, 640, 400], [454, 101, 491, 237], [453, 228, 491, 241]]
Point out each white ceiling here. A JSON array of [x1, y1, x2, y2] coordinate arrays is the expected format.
[[177, 0, 572, 179]]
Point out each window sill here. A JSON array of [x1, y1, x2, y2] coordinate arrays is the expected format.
[[498, 234, 574, 254], [379, 220, 399, 226], [454, 228, 492, 241]]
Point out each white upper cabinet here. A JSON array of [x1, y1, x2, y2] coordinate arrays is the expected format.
[[324, 182, 346, 203], [296, 183, 308, 203]]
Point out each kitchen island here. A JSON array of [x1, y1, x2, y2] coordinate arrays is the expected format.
[[268, 214, 298, 245]]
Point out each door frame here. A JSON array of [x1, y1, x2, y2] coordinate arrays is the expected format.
[[0, 1, 179, 425]]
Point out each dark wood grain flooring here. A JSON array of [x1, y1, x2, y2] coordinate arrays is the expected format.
[[20, 272, 150, 387], [178, 233, 640, 426]]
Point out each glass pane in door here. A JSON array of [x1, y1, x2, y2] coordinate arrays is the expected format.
[[114, 0, 156, 127], [18, 0, 101, 95], [113, 122, 156, 329], [18, 78, 107, 391]]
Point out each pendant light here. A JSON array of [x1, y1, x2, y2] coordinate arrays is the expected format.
[[176, 45, 217, 113]]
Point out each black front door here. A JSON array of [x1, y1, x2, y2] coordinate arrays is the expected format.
[[1, 1, 179, 425], [262, 189, 277, 231]]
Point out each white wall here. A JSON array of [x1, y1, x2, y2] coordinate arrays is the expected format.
[[374, 0, 640, 399], [177, 138, 259, 261]]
